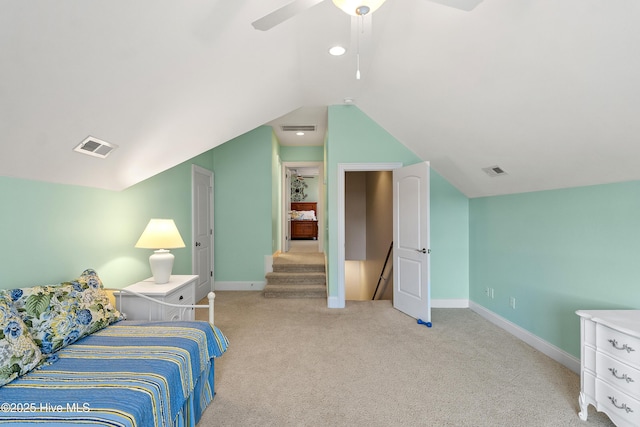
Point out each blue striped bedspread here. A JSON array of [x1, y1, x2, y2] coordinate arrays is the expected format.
[[0, 321, 229, 427]]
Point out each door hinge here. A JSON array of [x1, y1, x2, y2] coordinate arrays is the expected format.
[[210, 229, 213, 235], [210, 271, 213, 277]]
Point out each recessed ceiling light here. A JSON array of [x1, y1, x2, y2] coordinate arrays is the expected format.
[[329, 45, 346, 56], [296, 132, 305, 136]]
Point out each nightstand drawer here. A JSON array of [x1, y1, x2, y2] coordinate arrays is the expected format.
[[165, 289, 194, 305]]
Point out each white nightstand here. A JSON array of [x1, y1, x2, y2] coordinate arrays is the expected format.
[[118, 275, 198, 321]]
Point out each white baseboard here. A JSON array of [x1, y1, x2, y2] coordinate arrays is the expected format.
[[327, 296, 343, 309], [214, 281, 265, 291], [432, 299, 469, 308], [469, 301, 580, 374], [265, 255, 273, 274]]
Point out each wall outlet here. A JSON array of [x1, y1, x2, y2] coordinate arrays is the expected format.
[[490, 288, 494, 299], [485, 287, 490, 297], [509, 297, 516, 309]]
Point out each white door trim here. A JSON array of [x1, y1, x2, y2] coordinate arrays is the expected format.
[[281, 161, 324, 253], [335, 162, 403, 308]]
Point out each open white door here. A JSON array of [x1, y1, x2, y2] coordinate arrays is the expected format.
[[393, 161, 430, 324]]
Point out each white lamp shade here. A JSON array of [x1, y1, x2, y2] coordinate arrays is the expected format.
[[135, 219, 185, 249], [135, 219, 185, 284], [332, 0, 387, 15]]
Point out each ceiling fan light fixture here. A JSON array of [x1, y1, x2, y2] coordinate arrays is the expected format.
[[332, 0, 386, 16]]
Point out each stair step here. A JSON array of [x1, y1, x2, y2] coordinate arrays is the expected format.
[[265, 272, 326, 285], [263, 283, 326, 298], [272, 264, 325, 273]]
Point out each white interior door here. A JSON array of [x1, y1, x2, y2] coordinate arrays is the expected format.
[[393, 161, 430, 323], [192, 165, 214, 301]]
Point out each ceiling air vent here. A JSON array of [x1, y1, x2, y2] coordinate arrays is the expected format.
[[482, 165, 508, 177], [73, 136, 118, 159], [280, 125, 316, 132]]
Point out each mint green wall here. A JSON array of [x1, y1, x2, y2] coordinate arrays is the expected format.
[[212, 126, 273, 283], [293, 176, 319, 203], [280, 145, 324, 162], [0, 150, 214, 290], [325, 105, 470, 301], [470, 181, 640, 357], [430, 170, 469, 300], [0, 177, 129, 288]]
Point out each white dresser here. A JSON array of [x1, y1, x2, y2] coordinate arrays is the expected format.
[[577, 310, 640, 427], [119, 275, 198, 321]]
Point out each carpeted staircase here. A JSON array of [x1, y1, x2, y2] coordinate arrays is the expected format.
[[263, 252, 326, 298]]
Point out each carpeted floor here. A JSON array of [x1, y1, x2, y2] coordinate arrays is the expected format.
[[196, 292, 615, 426]]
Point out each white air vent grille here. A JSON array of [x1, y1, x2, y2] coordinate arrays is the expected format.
[[73, 136, 118, 159], [281, 125, 316, 132], [482, 165, 508, 177]]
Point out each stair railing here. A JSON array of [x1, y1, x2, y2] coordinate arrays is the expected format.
[[372, 241, 393, 300]]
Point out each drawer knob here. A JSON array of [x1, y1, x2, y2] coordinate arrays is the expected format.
[[608, 339, 636, 353], [608, 396, 634, 413], [179, 295, 184, 300], [609, 368, 635, 383]]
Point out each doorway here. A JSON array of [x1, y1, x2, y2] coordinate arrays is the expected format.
[[344, 170, 394, 301], [336, 162, 431, 322], [281, 161, 324, 254]]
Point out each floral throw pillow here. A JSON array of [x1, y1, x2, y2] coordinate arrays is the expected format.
[[9, 269, 124, 354], [0, 293, 43, 387]]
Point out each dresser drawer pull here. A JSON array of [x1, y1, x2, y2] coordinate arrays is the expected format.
[[608, 339, 636, 353], [608, 396, 634, 413], [609, 368, 635, 383]]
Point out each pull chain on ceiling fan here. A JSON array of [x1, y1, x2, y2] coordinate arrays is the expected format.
[[251, 0, 483, 77]]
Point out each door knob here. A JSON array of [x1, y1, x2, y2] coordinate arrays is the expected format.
[[416, 248, 427, 254]]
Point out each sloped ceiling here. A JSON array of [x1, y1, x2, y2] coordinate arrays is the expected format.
[[1, 0, 639, 198]]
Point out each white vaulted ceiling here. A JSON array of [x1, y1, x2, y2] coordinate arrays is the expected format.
[[1, 0, 639, 197]]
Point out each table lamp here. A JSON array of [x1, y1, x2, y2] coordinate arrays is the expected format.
[[135, 219, 186, 284]]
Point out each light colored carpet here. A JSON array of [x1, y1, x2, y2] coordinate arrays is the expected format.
[[196, 292, 614, 426]]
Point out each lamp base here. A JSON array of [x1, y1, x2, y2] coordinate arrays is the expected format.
[[149, 249, 174, 284]]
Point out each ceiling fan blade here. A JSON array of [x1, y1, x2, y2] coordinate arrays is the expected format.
[[252, 0, 327, 31], [427, 0, 483, 11]]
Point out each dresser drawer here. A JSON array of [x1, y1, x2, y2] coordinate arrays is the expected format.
[[596, 378, 640, 427], [597, 324, 640, 368], [597, 352, 640, 398]]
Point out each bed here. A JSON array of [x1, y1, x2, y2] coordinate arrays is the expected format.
[[0, 269, 228, 427], [290, 202, 318, 240]]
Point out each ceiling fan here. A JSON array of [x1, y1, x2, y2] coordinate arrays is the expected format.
[[252, 0, 483, 31]]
